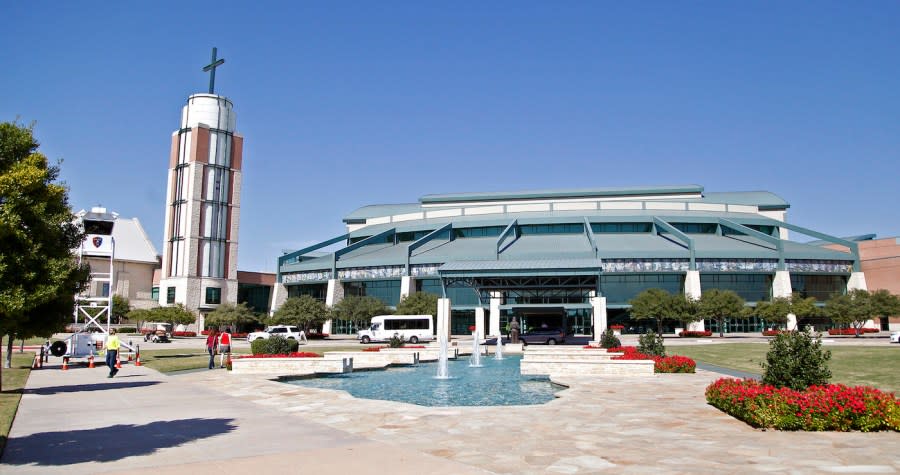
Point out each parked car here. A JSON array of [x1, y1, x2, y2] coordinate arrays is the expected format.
[[520, 328, 566, 345], [141, 322, 172, 343], [247, 325, 306, 342], [890, 331, 900, 344]]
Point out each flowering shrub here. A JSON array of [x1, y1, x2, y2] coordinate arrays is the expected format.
[[706, 378, 900, 431], [680, 330, 712, 337], [606, 346, 695, 372], [236, 352, 321, 359], [172, 331, 197, 337], [828, 328, 879, 335]]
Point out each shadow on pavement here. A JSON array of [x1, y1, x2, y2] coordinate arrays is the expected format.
[[2, 418, 236, 465], [24, 381, 160, 395]]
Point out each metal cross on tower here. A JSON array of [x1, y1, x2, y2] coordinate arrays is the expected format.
[[202, 47, 226, 94]]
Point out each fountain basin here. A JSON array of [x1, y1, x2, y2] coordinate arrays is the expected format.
[[285, 355, 562, 407]]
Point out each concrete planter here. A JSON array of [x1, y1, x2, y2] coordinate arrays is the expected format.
[[231, 356, 352, 376]]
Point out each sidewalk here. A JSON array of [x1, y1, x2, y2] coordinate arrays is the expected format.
[[0, 360, 488, 474]]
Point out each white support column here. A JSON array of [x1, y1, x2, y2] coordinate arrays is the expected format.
[[590, 296, 607, 343], [684, 270, 705, 331], [489, 292, 501, 337], [437, 298, 452, 340], [847, 272, 868, 292], [772, 270, 796, 330], [847, 272, 876, 328], [475, 307, 487, 338], [400, 276, 415, 301], [269, 282, 288, 316], [323, 278, 344, 335]]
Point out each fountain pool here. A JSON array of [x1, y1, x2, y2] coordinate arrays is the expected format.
[[284, 355, 562, 407]]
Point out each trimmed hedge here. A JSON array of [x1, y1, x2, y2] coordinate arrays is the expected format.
[[117, 327, 137, 334], [250, 335, 300, 355], [706, 378, 900, 432]]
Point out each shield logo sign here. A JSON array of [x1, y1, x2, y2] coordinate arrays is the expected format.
[[92, 236, 103, 248]]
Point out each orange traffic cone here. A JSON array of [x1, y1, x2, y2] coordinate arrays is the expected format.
[[115, 357, 122, 369], [135, 352, 142, 366], [62, 357, 68, 371], [88, 355, 95, 368], [128, 354, 133, 361]]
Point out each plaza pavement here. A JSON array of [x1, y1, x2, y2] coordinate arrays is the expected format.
[[2, 337, 898, 474]]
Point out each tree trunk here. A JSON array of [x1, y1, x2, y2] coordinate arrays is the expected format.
[[718, 318, 724, 338], [5, 336, 12, 369], [19, 339, 24, 353], [657, 318, 663, 335]]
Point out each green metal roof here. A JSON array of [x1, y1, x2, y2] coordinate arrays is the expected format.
[[420, 185, 704, 204], [343, 189, 790, 223]]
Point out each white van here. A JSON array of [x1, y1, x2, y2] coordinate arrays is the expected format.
[[357, 315, 434, 344]]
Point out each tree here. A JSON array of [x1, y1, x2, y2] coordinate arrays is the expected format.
[[147, 304, 196, 327], [761, 330, 831, 390], [669, 293, 700, 330], [205, 302, 259, 332], [751, 293, 817, 329], [628, 288, 673, 334], [0, 122, 90, 383], [331, 295, 387, 331], [111, 295, 131, 323], [826, 289, 900, 337], [696, 289, 746, 337], [395, 291, 438, 316], [272, 296, 328, 333]]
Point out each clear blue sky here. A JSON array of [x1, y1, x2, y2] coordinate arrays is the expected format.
[[3, 2, 898, 272]]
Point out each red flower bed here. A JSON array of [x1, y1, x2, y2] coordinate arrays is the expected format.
[[583, 345, 603, 349], [606, 346, 696, 372], [763, 329, 788, 336], [236, 352, 322, 359], [610, 324, 625, 330], [307, 332, 329, 339], [362, 346, 387, 352], [172, 331, 196, 337], [828, 328, 879, 335], [706, 378, 900, 431], [680, 330, 712, 337]]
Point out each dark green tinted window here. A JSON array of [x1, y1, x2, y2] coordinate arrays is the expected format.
[[344, 279, 401, 307], [671, 223, 717, 234], [166, 287, 176, 304], [591, 222, 652, 233], [790, 274, 846, 302], [700, 273, 771, 302], [205, 287, 221, 304], [453, 226, 505, 238], [519, 223, 584, 235], [600, 274, 682, 305], [288, 283, 327, 302]]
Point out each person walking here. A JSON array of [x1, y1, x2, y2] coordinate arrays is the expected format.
[[106, 329, 120, 378], [218, 327, 232, 368], [206, 328, 219, 370]]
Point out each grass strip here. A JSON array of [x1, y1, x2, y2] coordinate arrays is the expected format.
[[672, 343, 900, 394], [0, 351, 35, 457]]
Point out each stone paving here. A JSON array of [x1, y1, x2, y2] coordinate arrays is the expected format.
[[184, 364, 900, 474]]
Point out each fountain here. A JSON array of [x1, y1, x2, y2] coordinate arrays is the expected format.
[[435, 334, 450, 379], [469, 331, 483, 367], [495, 335, 503, 360]]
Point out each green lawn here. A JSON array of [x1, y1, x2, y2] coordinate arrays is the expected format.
[[1, 352, 34, 457], [141, 345, 367, 373], [671, 343, 900, 394]]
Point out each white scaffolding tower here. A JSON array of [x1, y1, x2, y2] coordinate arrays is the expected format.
[[74, 207, 117, 334]]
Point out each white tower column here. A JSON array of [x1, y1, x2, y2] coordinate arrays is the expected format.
[[159, 93, 243, 319], [489, 292, 502, 337], [684, 270, 705, 331], [847, 272, 876, 328], [270, 282, 288, 316]]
